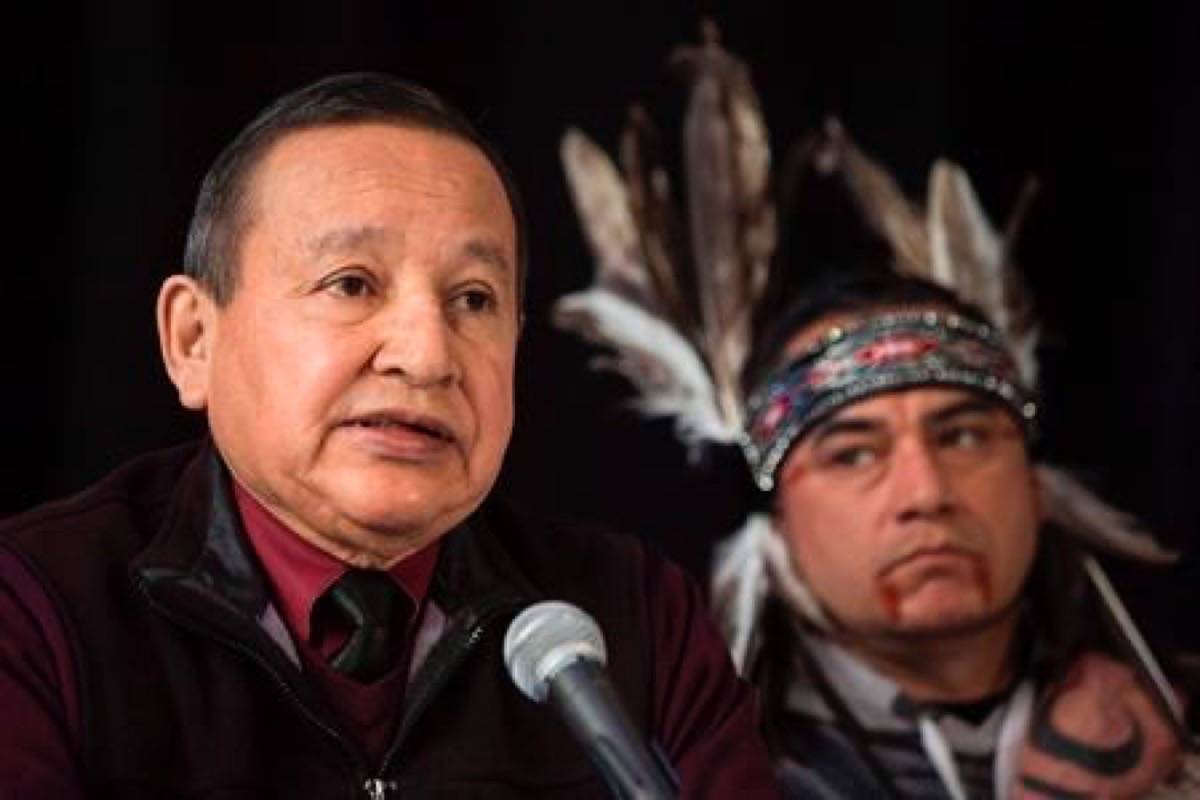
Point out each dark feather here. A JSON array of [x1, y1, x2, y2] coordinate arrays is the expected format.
[[672, 23, 773, 427], [560, 128, 658, 311], [819, 119, 933, 282], [619, 105, 697, 339]]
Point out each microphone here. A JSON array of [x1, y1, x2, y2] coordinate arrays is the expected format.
[[504, 601, 678, 800]]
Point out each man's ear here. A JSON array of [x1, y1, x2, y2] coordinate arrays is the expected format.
[[157, 274, 217, 410]]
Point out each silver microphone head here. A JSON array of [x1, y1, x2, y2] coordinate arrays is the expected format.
[[504, 601, 608, 703]]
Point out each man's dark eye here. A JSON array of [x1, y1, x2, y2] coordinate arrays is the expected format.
[[455, 288, 495, 313], [328, 274, 372, 298], [830, 446, 877, 468], [940, 426, 988, 449]]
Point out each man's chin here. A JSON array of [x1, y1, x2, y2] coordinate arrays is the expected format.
[[298, 505, 457, 568], [327, 458, 476, 511], [293, 475, 485, 560], [887, 612, 1000, 641], [868, 598, 1020, 643], [337, 494, 473, 545]]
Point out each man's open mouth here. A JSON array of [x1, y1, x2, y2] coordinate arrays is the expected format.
[[344, 413, 455, 443]]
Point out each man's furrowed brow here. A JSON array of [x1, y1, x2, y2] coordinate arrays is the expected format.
[[925, 397, 1003, 427], [305, 225, 386, 257], [808, 414, 885, 446]]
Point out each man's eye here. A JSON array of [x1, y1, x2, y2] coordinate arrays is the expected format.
[[939, 426, 988, 449], [830, 446, 877, 468], [452, 288, 496, 313], [321, 273, 373, 298]]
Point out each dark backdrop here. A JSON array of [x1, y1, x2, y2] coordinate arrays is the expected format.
[[7, 2, 1198, 633]]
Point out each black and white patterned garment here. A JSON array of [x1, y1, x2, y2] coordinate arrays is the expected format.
[[770, 634, 1036, 800]]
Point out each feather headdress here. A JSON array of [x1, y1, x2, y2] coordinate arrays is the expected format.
[[556, 22, 770, 454], [555, 28, 1176, 675]]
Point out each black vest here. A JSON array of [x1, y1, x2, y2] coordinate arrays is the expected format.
[[1, 443, 661, 799]]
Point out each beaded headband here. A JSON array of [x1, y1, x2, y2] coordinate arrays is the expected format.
[[740, 311, 1038, 490]]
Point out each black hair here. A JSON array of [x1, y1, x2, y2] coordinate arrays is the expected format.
[[183, 72, 527, 305]]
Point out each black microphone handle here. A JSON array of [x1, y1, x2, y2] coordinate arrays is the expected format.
[[547, 658, 678, 800]]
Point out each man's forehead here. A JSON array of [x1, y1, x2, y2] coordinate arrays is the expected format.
[[264, 123, 499, 187], [245, 124, 516, 251]]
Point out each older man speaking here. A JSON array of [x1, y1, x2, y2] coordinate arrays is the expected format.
[[0, 74, 777, 799]]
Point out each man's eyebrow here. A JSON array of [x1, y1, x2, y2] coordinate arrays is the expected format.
[[302, 227, 511, 273], [305, 225, 386, 257], [925, 397, 1003, 426], [462, 238, 511, 274], [808, 415, 885, 447]]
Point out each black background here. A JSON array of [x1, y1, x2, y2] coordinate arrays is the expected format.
[[6, 2, 1198, 632]]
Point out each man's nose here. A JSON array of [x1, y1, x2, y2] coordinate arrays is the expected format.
[[371, 296, 459, 387], [891, 437, 954, 521]]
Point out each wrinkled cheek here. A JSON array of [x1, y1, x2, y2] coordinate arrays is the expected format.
[[474, 418, 513, 485], [474, 373, 516, 471]]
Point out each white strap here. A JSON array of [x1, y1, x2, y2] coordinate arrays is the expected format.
[[993, 680, 1035, 799], [918, 713, 970, 800]]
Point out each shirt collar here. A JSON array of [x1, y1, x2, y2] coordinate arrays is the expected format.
[[232, 481, 440, 643]]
